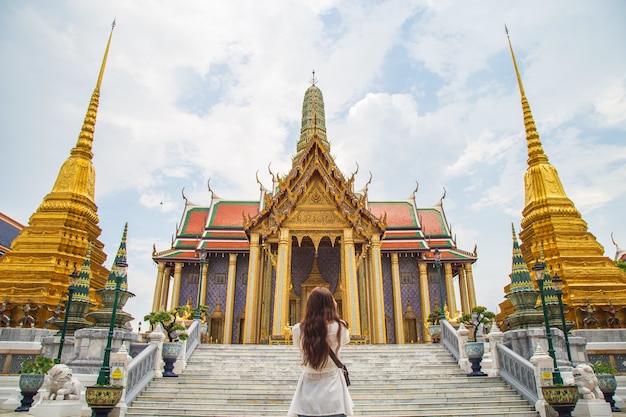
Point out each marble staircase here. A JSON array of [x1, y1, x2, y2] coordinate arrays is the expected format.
[[125, 343, 539, 417]]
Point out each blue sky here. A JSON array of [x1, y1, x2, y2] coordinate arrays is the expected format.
[[1, 1, 625, 330]]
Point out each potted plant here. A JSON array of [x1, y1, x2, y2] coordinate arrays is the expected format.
[[144, 310, 189, 377], [85, 384, 124, 417], [591, 360, 621, 412], [459, 306, 495, 377], [541, 384, 579, 417], [426, 307, 443, 343], [15, 356, 55, 412]]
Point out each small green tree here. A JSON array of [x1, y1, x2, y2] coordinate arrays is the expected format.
[[18, 356, 56, 374], [144, 310, 189, 342], [459, 306, 495, 341], [616, 260, 626, 274]]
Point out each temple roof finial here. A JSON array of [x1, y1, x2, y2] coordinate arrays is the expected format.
[[310, 70, 317, 86]]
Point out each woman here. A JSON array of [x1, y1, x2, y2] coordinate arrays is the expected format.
[[288, 286, 354, 417]]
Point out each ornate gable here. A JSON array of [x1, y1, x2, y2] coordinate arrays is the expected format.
[[244, 134, 385, 244]]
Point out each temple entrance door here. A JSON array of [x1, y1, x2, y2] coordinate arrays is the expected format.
[[300, 256, 330, 319]]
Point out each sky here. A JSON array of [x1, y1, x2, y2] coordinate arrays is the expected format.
[[1, 1, 625, 331]]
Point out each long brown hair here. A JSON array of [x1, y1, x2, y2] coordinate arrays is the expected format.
[[300, 286, 345, 370]]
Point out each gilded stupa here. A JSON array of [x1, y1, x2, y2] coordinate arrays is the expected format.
[[500, 28, 626, 329], [0, 22, 116, 327]]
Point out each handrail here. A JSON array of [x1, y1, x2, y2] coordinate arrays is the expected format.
[[184, 320, 200, 362], [441, 320, 459, 360], [497, 343, 538, 405], [124, 343, 158, 404]]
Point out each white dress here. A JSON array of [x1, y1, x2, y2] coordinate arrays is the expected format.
[[287, 321, 354, 416]]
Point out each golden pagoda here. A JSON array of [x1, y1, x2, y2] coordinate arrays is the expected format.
[[500, 28, 626, 329], [0, 22, 116, 327]]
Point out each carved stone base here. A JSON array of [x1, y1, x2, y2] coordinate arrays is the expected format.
[[571, 399, 611, 417]]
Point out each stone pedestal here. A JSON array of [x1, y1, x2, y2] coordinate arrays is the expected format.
[[29, 400, 84, 417], [571, 399, 612, 417], [66, 328, 141, 374], [41, 336, 76, 363]]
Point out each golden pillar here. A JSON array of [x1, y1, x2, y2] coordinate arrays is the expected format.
[[444, 263, 457, 318], [223, 253, 237, 344], [272, 228, 290, 336], [343, 228, 361, 334], [243, 233, 261, 343], [418, 261, 431, 342], [369, 234, 386, 343], [390, 253, 404, 344], [261, 249, 273, 340], [458, 265, 470, 315], [464, 263, 477, 309], [200, 257, 209, 309], [152, 262, 165, 312]]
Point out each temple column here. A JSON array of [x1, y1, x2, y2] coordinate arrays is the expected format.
[[200, 257, 209, 308], [343, 228, 361, 334], [169, 265, 180, 310], [465, 263, 477, 309], [444, 263, 457, 318], [162, 263, 177, 310], [272, 228, 290, 336], [391, 253, 404, 344], [243, 233, 261, 343], [418, 261, 431, 342], [223, 253, 237, 344], [152, 262, 165, 312], [369, 234, 386, 344], [458, 265, 470, 315]]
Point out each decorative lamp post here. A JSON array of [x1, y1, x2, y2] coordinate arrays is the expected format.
[[434, 249, 446, 321], [195, 249, 208, 320], [552, 273, 572, 363], [96, 257, 127, 386], [532, 260, 563, 385], [57, 268, 80, 362]]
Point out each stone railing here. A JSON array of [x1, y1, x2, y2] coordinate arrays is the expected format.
[[497, 343, 538, 405], [441, 320, 459, 360], [439, 322, 544, 412], [124, 342, 159, 404], [184, 320, 200, 362]]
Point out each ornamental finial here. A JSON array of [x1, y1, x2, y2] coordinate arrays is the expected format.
[[310, 70, 317, 86]]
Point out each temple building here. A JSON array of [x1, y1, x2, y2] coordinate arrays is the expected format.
[[0, 24, 116, 327], [0, 213, 24, 258], [497, 31, 626, 329], [152, 77, 479, 344]]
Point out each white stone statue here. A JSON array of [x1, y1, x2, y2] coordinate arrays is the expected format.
[[573, 363, 603, 400], [46, 364, 82, 401]]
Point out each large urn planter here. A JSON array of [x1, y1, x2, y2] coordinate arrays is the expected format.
[[541, 385, 579, 417], [464, 342, 486, 377], [15, 374, 45, 412], [162, 342, 182, 377], [427, 325, 441, 343], [85, 385, 124, 417], [596, 374, 621, 412]]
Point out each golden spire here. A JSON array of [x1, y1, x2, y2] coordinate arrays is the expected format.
[[56, 19, 115, 176], [505, 26, 549, 168], [294, 71, 329, 161]]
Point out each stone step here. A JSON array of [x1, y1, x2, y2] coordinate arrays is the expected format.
[[125, 344, 538, 417]]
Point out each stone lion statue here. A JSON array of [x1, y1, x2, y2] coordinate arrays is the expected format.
[[573, 363, 603, 400], [46, 364, 82, 401]]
